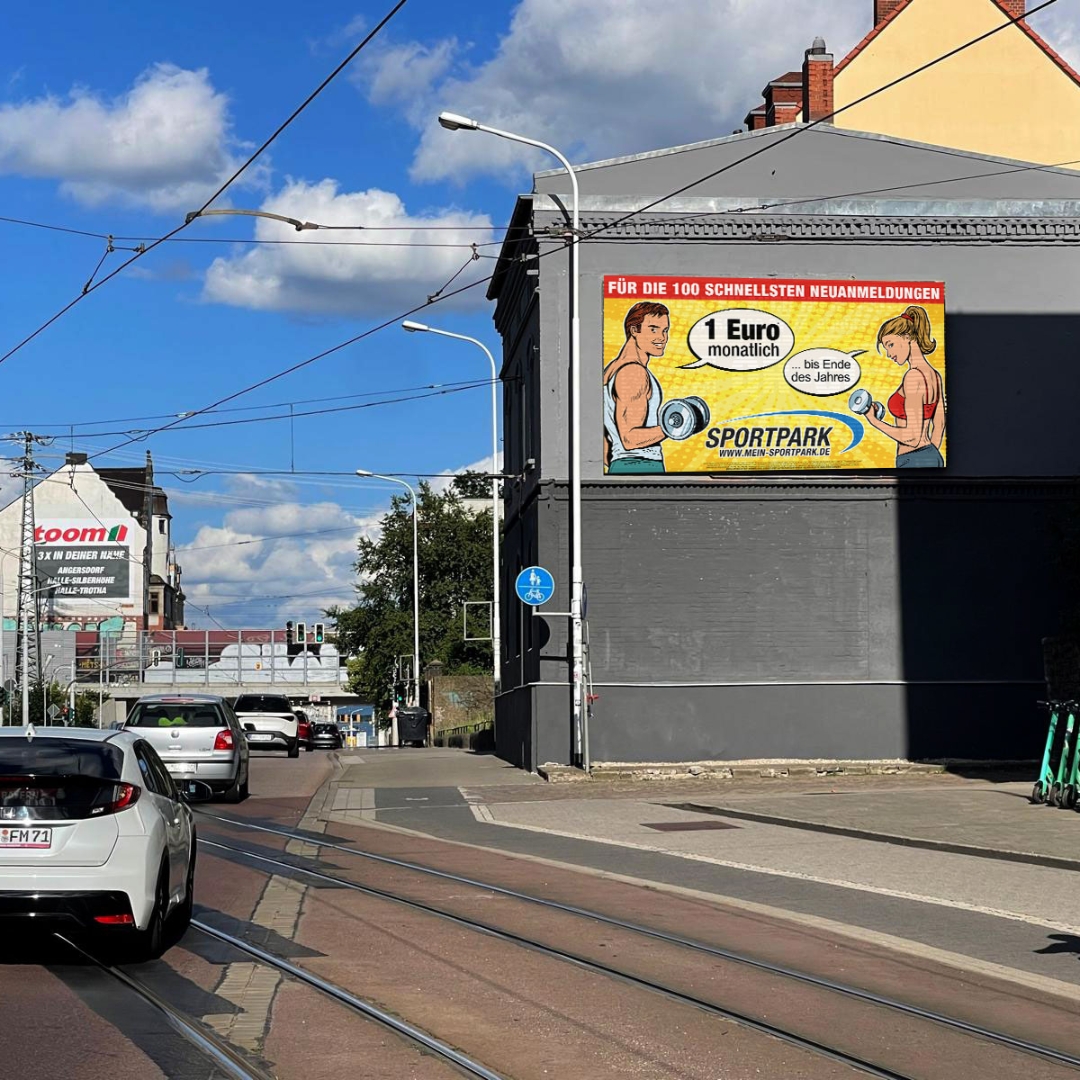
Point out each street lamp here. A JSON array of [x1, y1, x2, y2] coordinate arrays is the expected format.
[[42, 652, 54, 725], [356, 469, 420, 748], [402, 320, 501, 694], [437, 111, 587, 768]]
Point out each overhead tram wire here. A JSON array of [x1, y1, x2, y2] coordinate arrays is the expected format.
[[0, 0, 412, 371], [30, 379, 499, 439], [3, 378, 498, 431], [82, 5, 1056, 468]]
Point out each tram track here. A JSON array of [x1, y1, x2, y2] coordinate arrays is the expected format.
[[54, 933, 273, 1080], [199, 824, 1080, 1080], [198, 811, 1080, 1076], [54, 923, 507, 1080]]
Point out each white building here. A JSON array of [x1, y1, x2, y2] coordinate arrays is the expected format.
[[0, 455, 184, 646]]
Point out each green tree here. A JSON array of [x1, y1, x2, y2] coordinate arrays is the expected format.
[[2, 683, 109, 726], [328, 482, 493, 707]]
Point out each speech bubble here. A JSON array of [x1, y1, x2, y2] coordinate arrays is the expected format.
[[682, 309, 795, 371], [783, 348, 866, 397]]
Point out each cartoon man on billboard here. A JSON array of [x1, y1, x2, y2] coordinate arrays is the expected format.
[[603, 302, 671, 474]]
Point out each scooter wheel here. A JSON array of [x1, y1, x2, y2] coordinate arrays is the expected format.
[[1050, 782, 1063, 808], [1063, 784, 1078, 810], [1031, 782, 1047, 804]]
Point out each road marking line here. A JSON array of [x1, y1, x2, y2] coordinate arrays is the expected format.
[[468, 805, 1080, 937]]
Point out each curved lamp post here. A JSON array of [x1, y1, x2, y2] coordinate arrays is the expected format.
[[356, 470, 419, 747], [437, 111, 586, 768], [402, 320, 500, 693]]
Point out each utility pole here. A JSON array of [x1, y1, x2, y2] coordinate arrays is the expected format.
[[5, 431, 50, 724], [142, 452, 154, 671]]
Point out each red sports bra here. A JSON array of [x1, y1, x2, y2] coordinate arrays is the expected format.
[[888, 389, 938, 422]]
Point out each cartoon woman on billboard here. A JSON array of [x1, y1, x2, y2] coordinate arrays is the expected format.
[[863, 306, 945, 468]]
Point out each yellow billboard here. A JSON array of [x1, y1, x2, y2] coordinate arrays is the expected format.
[[602, 276, 946, 473]]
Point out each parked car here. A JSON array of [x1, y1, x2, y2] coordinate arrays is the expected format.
[[0, 726, 212, 960], [121, 694, 250, 803], [309, 722, 343, 750], [294, 710, 312, 752], [233, 694, 300, 757]]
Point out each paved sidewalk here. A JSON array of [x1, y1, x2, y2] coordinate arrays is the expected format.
[[671, 779, 1079, 865], [318, 750, 1080, 985]]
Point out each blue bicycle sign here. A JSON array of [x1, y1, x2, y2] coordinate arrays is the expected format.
[[515, 566, 555, 606]]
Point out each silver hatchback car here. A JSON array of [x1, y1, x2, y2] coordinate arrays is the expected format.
[[121, 694, 250, 803]]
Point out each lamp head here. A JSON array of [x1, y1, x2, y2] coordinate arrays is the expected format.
[[355, 469, 373, 478], [401, 320, 430, 333], [438, 111, 478, 131]]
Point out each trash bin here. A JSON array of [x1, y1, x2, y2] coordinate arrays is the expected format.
[[396, 706, 430, 747]]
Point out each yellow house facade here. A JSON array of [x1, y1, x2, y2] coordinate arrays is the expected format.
[[745, 0, 1080, 171]]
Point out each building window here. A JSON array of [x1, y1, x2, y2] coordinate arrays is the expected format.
[[150, 592, 160, 615], [157, 518, 166, 534]]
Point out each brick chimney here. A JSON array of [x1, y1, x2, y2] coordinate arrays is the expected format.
[[802, 37, 834, 123], [763, 72, 803, 126], [997, 0, 1025, 18], [744, 107, 767, 131], [874, 0, 906, 23]]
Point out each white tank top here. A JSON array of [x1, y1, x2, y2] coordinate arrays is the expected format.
[[603, 363, 663, 463]]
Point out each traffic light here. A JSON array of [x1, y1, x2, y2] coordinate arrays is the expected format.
[[285, 620, 294, 646], [313, 622, 324, 644], [393, 681, 406, 703], [296, 621, 308, 644]]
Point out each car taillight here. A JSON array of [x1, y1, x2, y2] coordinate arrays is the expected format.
[[94, 913, 135, 925], [91, 783, 141, 816], [214, 729, 235, 750]]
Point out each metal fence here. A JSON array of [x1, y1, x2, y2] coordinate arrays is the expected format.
[[138, 630, 347, 687]]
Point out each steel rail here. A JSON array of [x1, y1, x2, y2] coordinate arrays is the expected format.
[[200, 837, 918, 1080], [54, 933, 272, 1080], [198, 812, 1080, 1073], [190, 919, 507, 1080]]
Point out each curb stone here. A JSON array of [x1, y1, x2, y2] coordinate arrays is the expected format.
[[534, 759, 1033, 783]]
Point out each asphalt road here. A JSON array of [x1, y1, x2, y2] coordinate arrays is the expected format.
[[6, 746, 1080, 1079]]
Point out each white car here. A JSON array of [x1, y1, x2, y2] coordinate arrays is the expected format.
[[233, 693, 301, 757], [0, 725, 210, 960]]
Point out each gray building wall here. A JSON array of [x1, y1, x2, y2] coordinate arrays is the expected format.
[[492, 127, 1080, 769]]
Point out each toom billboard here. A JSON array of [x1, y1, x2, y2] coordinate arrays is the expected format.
[[602, 276, 946, 473], [34, 519, 133, 601]]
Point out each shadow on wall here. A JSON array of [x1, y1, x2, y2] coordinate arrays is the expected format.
[[897, 315, 1080, 762]]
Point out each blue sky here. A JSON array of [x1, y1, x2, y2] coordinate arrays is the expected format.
[[1, 0, 1077, 626]]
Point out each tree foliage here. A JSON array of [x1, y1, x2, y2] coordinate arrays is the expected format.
[[328, 482, 493, 707], [2, 682, 108, 726]]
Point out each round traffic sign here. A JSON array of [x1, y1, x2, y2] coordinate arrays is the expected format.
[[515, 566, 555, 606]]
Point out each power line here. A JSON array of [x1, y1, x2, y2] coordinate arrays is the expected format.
[[82, 4, 1055, 467], [0, 213, 510, 240], [0, 0, 412, 370], [57, 380, 494, 439], [18, 379, 499, 437], [180, 525, 365, 552], [580, 0, 1060, 239]]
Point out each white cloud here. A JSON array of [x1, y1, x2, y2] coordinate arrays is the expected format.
[[1039, 7, 1080, 71], [178, 478, 374, 628], [202, 177, 494, 315], [0, 64, 263, 211], [356, 0, 866, 184], [359, 39, 458, 107], [177, 461, 501, 628]]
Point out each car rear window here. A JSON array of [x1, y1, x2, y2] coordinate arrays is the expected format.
[[127, 703, 226, 728], [314, 723, 338, 734], [234, 695, 293, 713], [0, 739, 124, 780]]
